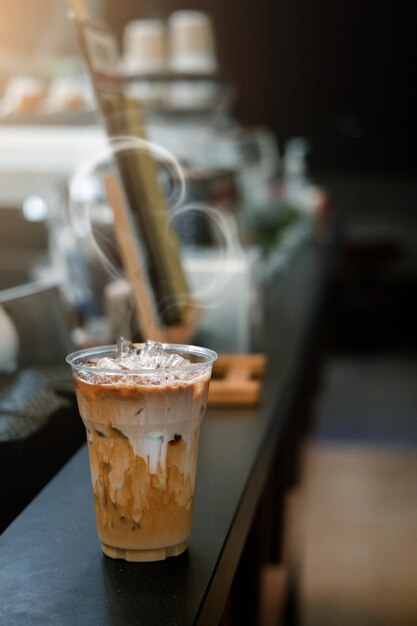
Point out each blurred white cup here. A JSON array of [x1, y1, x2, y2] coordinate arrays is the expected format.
[[168, 11, 217, 74], [123, 19, 166, 74]]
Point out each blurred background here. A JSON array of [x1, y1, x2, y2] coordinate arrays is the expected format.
[[2, 1, 416, 165], [1, 1, 416, 625]]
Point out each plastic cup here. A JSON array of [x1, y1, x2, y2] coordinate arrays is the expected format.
[[123, 19, 166, 74], [66, 343, 217, 562], [168, 11, 217, 73]]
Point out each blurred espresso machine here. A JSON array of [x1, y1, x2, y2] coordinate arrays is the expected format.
[[0, 8, 283, 357]]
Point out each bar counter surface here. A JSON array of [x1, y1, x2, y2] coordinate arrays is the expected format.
[[0, 234, 324, 625]]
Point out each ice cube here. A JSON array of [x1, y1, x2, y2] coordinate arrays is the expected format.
[[133, 340, 165, 368], [162, 353, 190, 368], [142, 340, 164, 357], [100, 337, 193, 377], [95, 357, 123, 370], [116, 336, 133, 358], [119, 354, 148, 371]]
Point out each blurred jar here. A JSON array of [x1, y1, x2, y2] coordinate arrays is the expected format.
[[123, 19, 167, 106], [124, 19, 166, 73], [167, 11, 220, 110], [168, 11, 217, 73]]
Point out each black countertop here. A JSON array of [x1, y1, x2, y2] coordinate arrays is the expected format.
[[0, 236, 324, 626]]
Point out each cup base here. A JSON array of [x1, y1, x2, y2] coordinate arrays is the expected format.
[[101, 540, 188, 562]]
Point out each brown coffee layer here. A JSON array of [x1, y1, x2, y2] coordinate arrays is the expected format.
[[75, 376, 209, 430], [75, 374, 210, 553], [87, 429, 199, 550]]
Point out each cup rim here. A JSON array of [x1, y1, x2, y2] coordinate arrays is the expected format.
[[66, 342, 218, 376]]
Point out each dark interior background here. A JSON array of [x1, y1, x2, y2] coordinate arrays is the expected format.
[[104, 0, 417, 173], [103, 0, 417, 354]]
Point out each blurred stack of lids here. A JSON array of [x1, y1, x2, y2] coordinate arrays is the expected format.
[[122, 11, 222, 110], [168, 11, 217, 74], [123, 19, 166, 75], [123, 11, 217, 75]]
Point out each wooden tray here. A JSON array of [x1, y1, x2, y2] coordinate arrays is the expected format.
[[208, 354, 266, 406]]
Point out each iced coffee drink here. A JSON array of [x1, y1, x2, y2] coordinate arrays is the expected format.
[[66, 339, 217, 562]]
